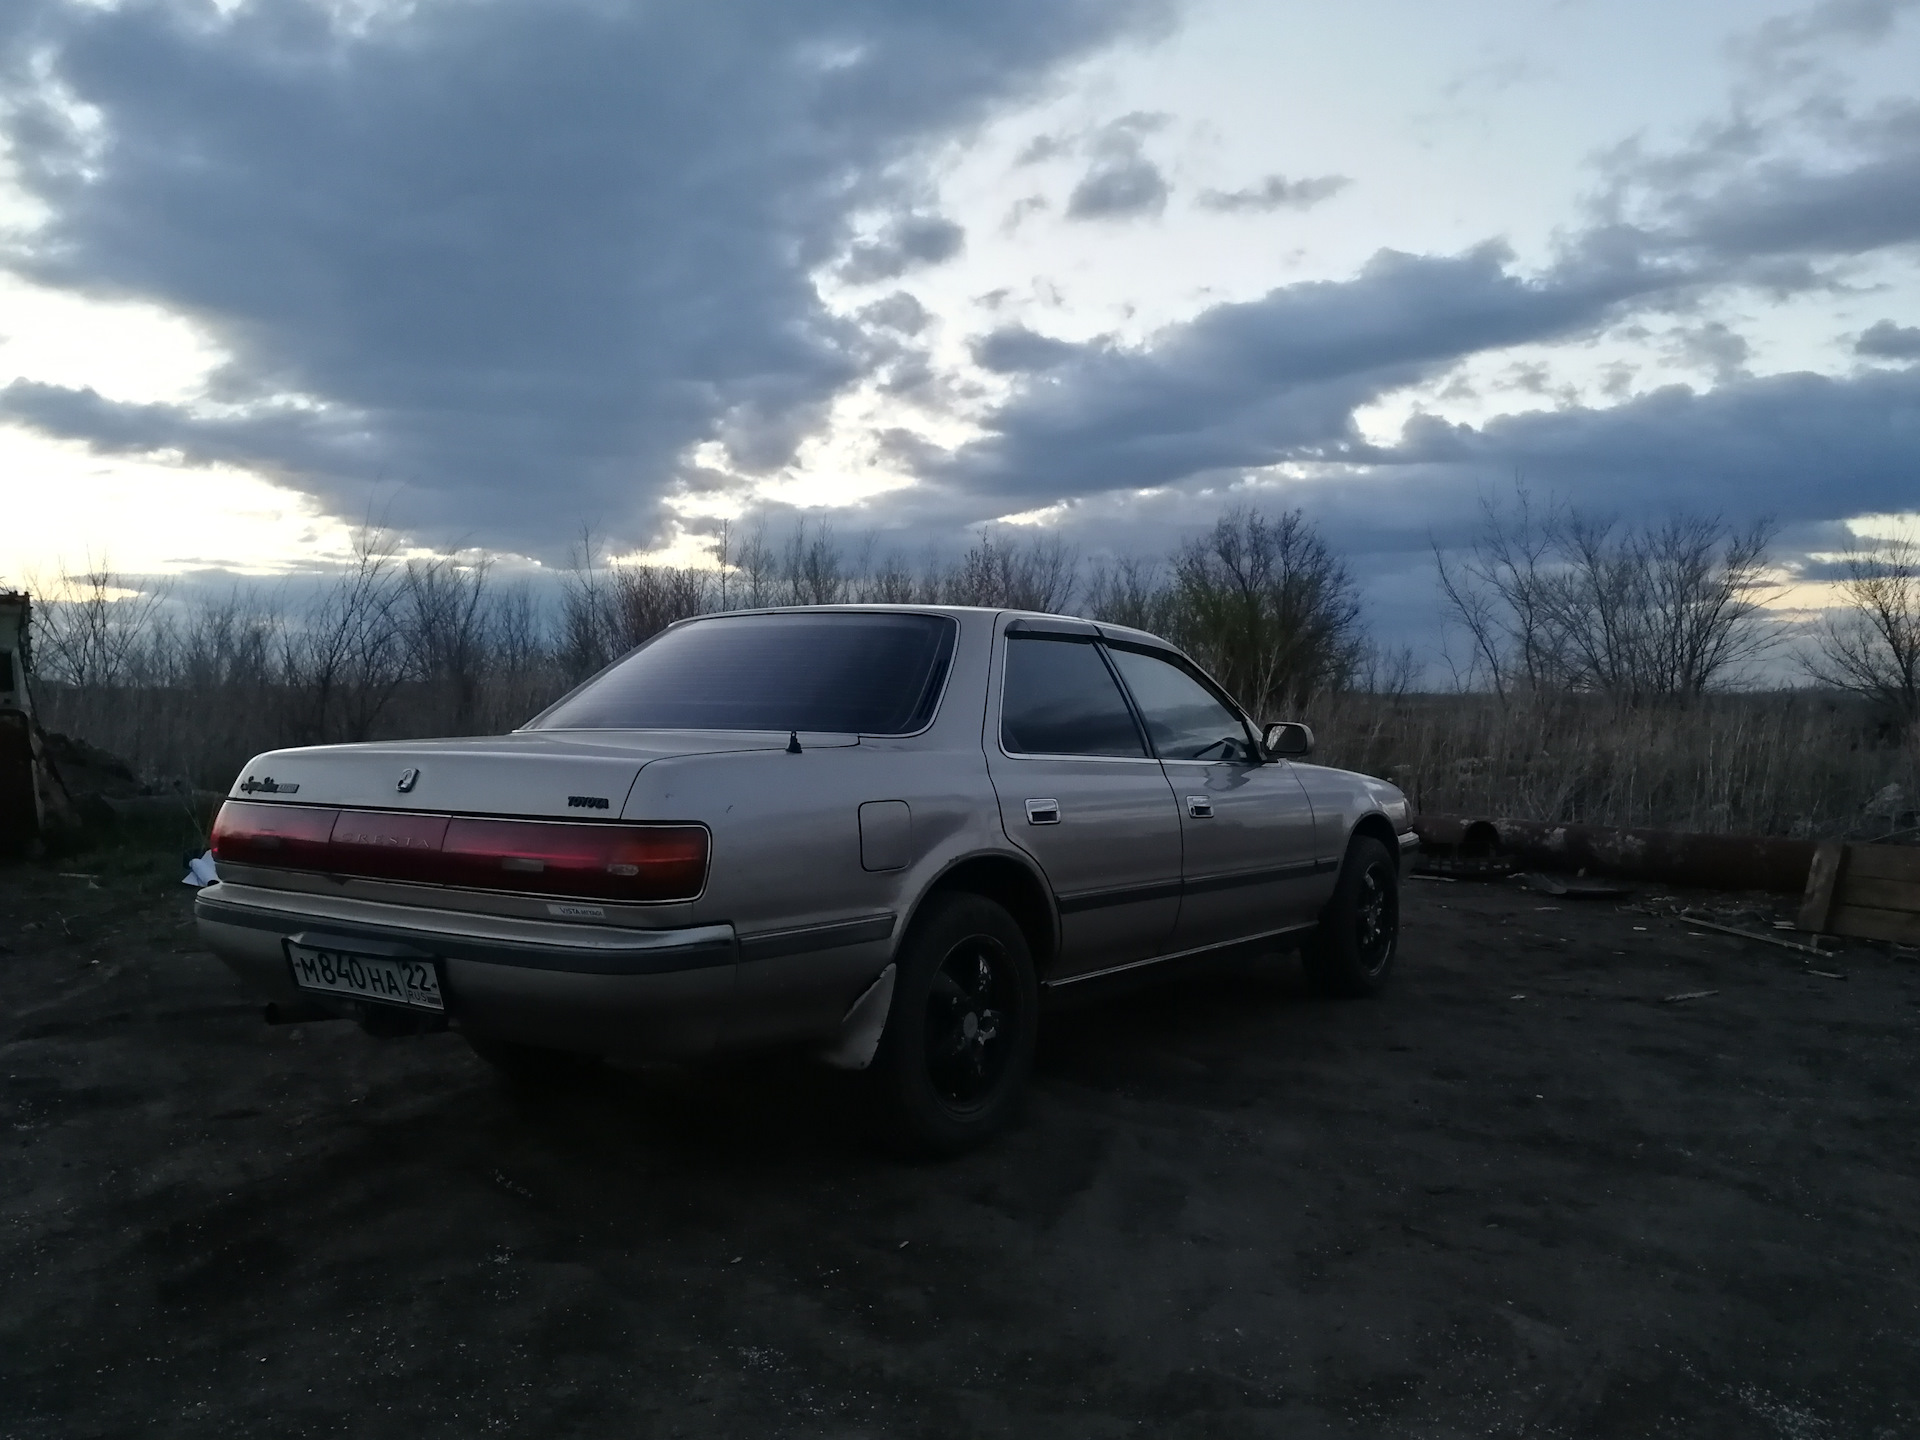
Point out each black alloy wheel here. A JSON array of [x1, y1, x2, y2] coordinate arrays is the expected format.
[[867, 892, 1038, 1156], [1302, 834, 1400, 997], [924, 935, 1017, 1108], [1353, 856, 1396, 976]]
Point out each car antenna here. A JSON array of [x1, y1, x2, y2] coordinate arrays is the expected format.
[[786, 730, 803, 754]]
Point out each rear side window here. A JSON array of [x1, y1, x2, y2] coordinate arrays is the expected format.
[[1000, 635, 1146, 757], [529, 613, 956, 734], [1106, 646, 1253, 761]]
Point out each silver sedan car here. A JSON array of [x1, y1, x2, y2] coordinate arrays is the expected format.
[[196, 606, 1416, 1152]]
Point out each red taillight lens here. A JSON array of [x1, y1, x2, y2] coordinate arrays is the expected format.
[[211, 801, 339, 868], [209, 800, 707, 903], [443, 819, 708, 902]]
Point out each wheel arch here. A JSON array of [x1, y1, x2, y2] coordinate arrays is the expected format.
[[1348, 811, 1400, 860], [899, 850, 1058, 975]]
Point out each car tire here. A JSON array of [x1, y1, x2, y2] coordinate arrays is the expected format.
[[865, 892, 1038, 1157], [1301, 835, 1400, 998], [463, 1032, 598, 1089]]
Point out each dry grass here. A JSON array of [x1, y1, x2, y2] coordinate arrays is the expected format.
[[1309, 689, 1917, 839]]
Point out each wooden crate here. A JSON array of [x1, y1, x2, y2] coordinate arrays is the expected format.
[[1799, 843, 1920, 945]]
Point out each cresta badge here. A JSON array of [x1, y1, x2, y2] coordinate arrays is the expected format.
[[396, 767, 420, 794]]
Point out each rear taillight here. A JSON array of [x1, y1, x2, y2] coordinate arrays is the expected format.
[[444, 818, 708, 901], [208, 801, 708, 903], [328, 809, 452, 885], [211, 801, 339, 869]]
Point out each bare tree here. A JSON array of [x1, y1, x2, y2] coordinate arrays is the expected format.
[[782, 519, 846, 605], [608, 564, 711, 650], [941, 532, 1078, 611], [1433, 489, 1569, 697], [32, 565, 171, 692], [734, 521, 776, 609], [1083, 555, 1169, 633], [401, 554, 493, 733], [1165, 508, 1364, 716], [1437, 490, 1777, 704], [1805, 535, 1920, 725], [281, 528, 408, 743], [559, 529, 615, 681]]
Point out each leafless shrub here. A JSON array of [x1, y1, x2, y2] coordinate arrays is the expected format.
[[1804, 534, 1920, 727], [782, 520, 846, 606], [32, 567, 172, 692], [1437, 490, 1777, 703], [278, 529, 409, 745], [608, 565, 711, 651], [942, 532, 1079, 611], [1162, 508, 1364, 716]]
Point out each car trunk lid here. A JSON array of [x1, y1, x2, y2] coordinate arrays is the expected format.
[[224, 729, 856, 818]]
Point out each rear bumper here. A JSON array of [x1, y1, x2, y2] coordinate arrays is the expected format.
[[195, 882, 736, 1058]]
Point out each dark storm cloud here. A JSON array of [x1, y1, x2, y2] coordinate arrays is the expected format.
[[1596, 96, 1920, 265], [937, 240, 1669, 502], [1197, 174, 1351, 214], [0, 0, 1166, 554], [970, 324, 1084, 374], [1064, 111, 1172, 221], [1732, 0, 1920, 81], [1857, 319, 1920, 357], [836, 214, 966, 285], [1066, 156, 1169, 221], [0, 378, 365, 476], [919, 79, 1920, 540], [1383, 366, 1920, 532], [857, 292, 932, 336]]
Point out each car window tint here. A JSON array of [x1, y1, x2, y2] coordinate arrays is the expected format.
[[1000, 635, 1145, 757], [528, 613, 956, 733], [1106, 647, 1251, 761]]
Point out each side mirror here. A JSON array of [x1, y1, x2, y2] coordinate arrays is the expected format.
[[1263, 721, 1314, 759]]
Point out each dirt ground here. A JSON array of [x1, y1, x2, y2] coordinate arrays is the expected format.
[[3, 846, 1918, 1440]]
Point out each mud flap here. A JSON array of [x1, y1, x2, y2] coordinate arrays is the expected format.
[[815, 963, 896, 1071]]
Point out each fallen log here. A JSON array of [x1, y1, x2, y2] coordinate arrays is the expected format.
[[1412, 815, 1817, 894]]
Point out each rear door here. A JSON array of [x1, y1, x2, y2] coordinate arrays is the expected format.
[[1104, 643, 1322, 952], [985, 621, 1183, 978]]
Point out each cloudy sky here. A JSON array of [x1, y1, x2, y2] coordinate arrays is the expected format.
[[2, 0, 1917, 653]]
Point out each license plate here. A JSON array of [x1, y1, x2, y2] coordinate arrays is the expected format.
[[287, 942, 444, 1012]]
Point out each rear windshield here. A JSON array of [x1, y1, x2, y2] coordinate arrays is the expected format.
[[527, 612, 957, 734]]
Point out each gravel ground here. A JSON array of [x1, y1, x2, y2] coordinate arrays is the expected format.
[[3, 854, 1918, 1439]]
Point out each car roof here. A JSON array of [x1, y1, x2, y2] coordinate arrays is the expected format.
[[676, 603, 1184, 653]]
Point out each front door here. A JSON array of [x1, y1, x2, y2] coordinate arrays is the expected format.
[[1104, 644, 1323, 952], [986, 625, 1183, 978]]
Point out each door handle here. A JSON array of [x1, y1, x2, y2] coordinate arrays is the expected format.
[[1025, 798, 1060, 825], [1186, 795, 1214, 819]]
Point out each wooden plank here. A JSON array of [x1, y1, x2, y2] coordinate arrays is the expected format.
[[1681, 912, 1830, 955], [1799, 841, 1845, 933], [1837, 874, 1920, 916], [1826, 903, 1920, 946], [1844, 845, 1920, 883]]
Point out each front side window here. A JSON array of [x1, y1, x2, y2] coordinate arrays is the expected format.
[[1106, 646, 1253, 761], [1000, 635, 1146, 757], [528, 613, 956, 733]]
